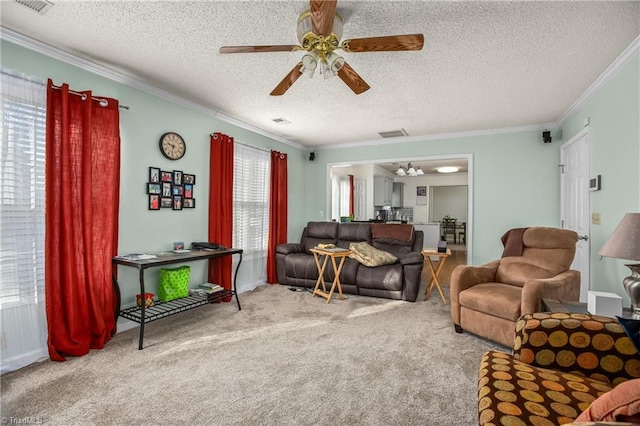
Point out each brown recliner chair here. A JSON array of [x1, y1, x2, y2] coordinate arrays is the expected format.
[[450, 227, 580, 347]]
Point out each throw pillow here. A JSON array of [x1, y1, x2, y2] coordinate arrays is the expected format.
[[158, 265, 190, 302], [574, 378, 640, 422], [349, 242, 397, 267], [617, 316, 640, 355]]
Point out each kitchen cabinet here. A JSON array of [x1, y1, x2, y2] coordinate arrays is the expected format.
[[392, 182, 404, 208], [374, 176, 393, 206]]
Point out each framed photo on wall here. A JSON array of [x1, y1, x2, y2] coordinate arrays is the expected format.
[[149, 167, 160, 183], [184, 184, 193, 199], [160, 197, 172, 208], [149, 194, 160, 210], [162, 182, 172, 197], [147, 183, 161, 195], [161, 170, 173, 182], [183, 198, 195, 208], [172, 195, 183, 210], [183, 174, 196, 185], [173, 170, 183, 185]]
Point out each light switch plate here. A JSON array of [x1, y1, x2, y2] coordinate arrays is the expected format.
[[592, 212, 601, 225]]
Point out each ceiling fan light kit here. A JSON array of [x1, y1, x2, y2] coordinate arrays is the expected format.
[[436, 166, 460, 174], [219, 0, 424, 96]]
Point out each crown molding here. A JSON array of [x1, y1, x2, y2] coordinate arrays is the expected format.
[[0, 27, 305, 150], [557, 34, 640, 127], [313, 122, 559, 151]]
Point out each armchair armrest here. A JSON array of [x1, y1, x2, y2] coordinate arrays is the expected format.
[[513, 313, 640, 384], [520, 270, 581, 314], [399, 251, 424, 266], [450, 260, 500, 300], [275, 243, 303, 255]]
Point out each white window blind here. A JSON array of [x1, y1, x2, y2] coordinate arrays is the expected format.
[[232, 142, 270, 293], [0, 68, 48, 373], [0, 72, 46, 306]]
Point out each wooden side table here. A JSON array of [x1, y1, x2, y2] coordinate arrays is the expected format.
[[541, 298, 636, 319], [422, 248, 451, 303], [310, 248, 351, 304]]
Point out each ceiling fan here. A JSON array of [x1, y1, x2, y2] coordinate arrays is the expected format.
[[219, 0, 424, 96]]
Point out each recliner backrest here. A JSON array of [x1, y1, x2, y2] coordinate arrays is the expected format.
[[300, 221, 339, 253], [496, 227, 578, 286]]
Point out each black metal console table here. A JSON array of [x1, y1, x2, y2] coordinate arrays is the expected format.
[[112, 248, 243, 349]]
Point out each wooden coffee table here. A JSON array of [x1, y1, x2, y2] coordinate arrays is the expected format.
[[541, 298, 636, 319]]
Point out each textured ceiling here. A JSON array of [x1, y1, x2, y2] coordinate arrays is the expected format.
[[1, 0, 638, 149]]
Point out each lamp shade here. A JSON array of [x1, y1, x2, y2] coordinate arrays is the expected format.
[[598, 213, 640, 261]]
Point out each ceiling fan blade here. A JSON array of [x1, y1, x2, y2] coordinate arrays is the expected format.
[[310, 0, 337, 36], [219, 45, 298, 54], [270, 63, 303, 96], [337, 63, 370, 95], [341, 34, 424, 52]]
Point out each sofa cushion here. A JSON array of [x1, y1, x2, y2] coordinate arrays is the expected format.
[[617, 316, 640, 355], [479, 351, 614, 425], [301, 221, 339, 254], [284, 253, 321, 280], [349, 242, 398, 267], [337, 223, 372, 246], [355, 263, 403, 291], [459, 283, 522, 322], [574, 378, 640, 423]]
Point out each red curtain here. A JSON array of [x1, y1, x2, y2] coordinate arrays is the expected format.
[[267, 151, 288, 283], [45, 80, 120, 361], [208, 133, 234, 300], [349, 174, 355, 217]]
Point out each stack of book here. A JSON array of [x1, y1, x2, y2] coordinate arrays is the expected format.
[[199, 283, 224, 294]]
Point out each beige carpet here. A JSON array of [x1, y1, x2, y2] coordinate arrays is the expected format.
[[1, 283, 505, 425]]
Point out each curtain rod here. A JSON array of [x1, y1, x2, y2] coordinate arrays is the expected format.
[[209, 134, 272, 153], [49, 84, 129, 110], [1, 69, 129, 110]]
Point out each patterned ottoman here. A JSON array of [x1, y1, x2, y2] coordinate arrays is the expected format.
[[478, 313, 640, 425]]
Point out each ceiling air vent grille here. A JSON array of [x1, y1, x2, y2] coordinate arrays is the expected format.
[[272, 118, 292, 125], [378, 129, 408, 138], [14, 0, 54, 15]]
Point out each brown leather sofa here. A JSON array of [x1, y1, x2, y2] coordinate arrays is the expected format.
[[275, 221, 424, 302], [450, 227, 580, 347]]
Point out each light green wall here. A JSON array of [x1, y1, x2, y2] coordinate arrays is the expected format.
[[307, 131, 564, 266], [3, 38, 638, 308], [1, 40, 307, 308], [561, 56, 640, 306]]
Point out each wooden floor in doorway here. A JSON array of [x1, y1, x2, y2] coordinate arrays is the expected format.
[[421, 244, 467, 287]]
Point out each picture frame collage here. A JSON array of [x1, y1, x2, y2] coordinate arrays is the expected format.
[[147, 167, 196, 210]]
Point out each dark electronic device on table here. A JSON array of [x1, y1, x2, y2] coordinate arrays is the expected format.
[[191, 242, 226, 250]]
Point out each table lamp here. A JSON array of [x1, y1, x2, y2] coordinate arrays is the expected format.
[[598, 213, 640, 314]]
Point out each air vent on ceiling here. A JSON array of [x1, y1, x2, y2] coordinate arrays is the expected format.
[[14, 0, 54, 15], [272, 118, 292, 125], [379, 129, 408, 138]]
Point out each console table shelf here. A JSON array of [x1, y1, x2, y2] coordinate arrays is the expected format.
[[118, 290, 233, 323], [112, 248, 242, 349]]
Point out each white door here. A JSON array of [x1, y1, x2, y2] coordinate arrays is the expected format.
[[354, 178, 366, 221], [560, 128, 590, 302]]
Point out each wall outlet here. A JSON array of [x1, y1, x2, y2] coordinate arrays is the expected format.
[[592, 212, 601, 225], [319, 210, 324, 218]]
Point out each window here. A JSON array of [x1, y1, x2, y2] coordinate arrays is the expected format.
[[232, 142, 270, 293], [0, 73, 46, 306], [331, 173, 350, 221]]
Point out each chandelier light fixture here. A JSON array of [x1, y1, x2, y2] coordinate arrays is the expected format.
[[395, 163, 424, 176]]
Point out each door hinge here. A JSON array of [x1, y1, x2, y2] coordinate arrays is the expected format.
[[558, 164, 565, 174]]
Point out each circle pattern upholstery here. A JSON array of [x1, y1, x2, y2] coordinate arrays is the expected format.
[[479, 313, 640, 426]]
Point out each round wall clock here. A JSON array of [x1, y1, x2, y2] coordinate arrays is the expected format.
[[159, 132, 186, 160]]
